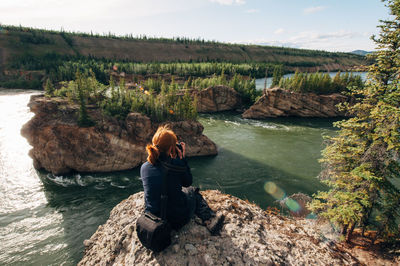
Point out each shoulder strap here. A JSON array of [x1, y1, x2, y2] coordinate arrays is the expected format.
[[159, 161, 169, 220], [160, 160, 188, 173]]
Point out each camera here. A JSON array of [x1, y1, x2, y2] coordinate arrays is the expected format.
[[176, 143, 183, 152]]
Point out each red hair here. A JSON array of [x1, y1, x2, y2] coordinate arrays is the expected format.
[[146, 125, 177, 165]]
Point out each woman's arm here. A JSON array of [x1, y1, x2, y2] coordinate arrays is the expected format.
[[170, 157, 193, 187]]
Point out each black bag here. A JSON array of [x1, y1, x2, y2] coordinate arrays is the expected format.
[[136, 212, 171, 252], [136, 161, 171, 252]]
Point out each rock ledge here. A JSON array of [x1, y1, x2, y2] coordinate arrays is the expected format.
[[79, 190, 358, 266]]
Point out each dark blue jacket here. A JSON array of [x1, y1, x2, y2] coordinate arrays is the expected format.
[[140, 153, 193, 229]]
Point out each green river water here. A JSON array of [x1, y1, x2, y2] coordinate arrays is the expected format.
[[0, 89, 339, 265]]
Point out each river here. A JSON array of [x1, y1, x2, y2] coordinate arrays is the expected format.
[[0, 89, 339, 265]]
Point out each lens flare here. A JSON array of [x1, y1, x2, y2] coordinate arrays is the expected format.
[[285, 198, 301, 212], [306, 213, 317, 219], [264, 181, 286, 200]]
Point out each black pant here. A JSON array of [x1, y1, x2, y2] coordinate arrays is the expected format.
[[182, 186, 214, 222]]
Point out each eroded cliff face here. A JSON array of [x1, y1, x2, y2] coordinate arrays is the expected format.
[[243, 88, 348, 119], [192, 85, 242, 113], [21, 95, 217, 175], [78, 190, 358, 266]]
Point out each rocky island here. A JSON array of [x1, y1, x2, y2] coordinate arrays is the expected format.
[[243, 88, 348, 119], [21, 95, 217, 175], [78, 190, 362, 265]]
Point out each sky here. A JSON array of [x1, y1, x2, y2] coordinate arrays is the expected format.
[[0, 0, 390, 52]]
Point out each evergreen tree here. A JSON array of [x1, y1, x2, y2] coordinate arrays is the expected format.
[[76, 71, 94, 127], [271, 65, 284, 88], [44, 78, 55, 96], [309, 0, 400, 242]]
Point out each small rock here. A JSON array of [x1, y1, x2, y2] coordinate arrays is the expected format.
[[203, 254, 213, 265], [224, 223, 236, 236], [122, 238, 130, 250], [125, 225, 134, 236], [172, 244, 180, 253], [194, 216, 203, 224], [83, 239, 93, 247], [226, 256, 234, 263], [185, 243, 198, 255]]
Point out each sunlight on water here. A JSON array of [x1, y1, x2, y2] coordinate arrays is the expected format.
[[0, 91, 46, 212], [0, 90, 66, 265], [0, 90, 143, 265]]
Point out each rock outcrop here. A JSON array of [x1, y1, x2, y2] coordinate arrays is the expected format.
[[243, 88, 348, 119], [79, 190, 358, 266], [192, 85, 241, 113], [21, 95, 217, 175]]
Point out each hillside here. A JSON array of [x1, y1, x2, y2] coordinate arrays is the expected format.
[[351, 50, 372, 56], [0, 25, 367, 71], [0, 25, 370, 90]]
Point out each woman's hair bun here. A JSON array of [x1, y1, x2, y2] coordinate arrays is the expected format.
[[146, 144, 160, 165]]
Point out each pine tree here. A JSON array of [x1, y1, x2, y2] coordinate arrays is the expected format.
[[309, 0, 400, 242], [44, 78, 55, 96], [76, 71, 94, 127], [271, 65, 284, 88]]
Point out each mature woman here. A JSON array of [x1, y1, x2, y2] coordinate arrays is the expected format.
[[140, 125, 224, 234]]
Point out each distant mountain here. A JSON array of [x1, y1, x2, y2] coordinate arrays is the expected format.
[[351, 50, 372, 56]]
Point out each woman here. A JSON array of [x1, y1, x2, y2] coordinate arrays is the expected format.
[[140, 125, 224, 234]]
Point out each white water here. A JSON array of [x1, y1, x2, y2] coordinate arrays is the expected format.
[[0, 90, 68, 265]]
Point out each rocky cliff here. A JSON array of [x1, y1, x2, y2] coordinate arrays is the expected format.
[[242, 88, 348, 119], [21, 95, 217, 175], [192, 86, 242, 113], [78, 190, 359, 266]]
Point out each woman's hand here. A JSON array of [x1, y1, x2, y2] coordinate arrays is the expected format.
[[181, 142, 186, 158], [176, 142, 186, 159]]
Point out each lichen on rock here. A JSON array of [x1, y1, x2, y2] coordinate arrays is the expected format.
[[78, 190, 358, 266]]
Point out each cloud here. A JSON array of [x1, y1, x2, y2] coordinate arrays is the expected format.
[[303, 6, 327, 15], [210, 0, 246, 6], [285, 30, 364, 51], [0, 0, 202, 32], [289, 30, 358, 42], [232, 39, 299, 48], [245, 9, 259, 13], [274, 28, 285, 34], [232, 30, 372, 52]]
